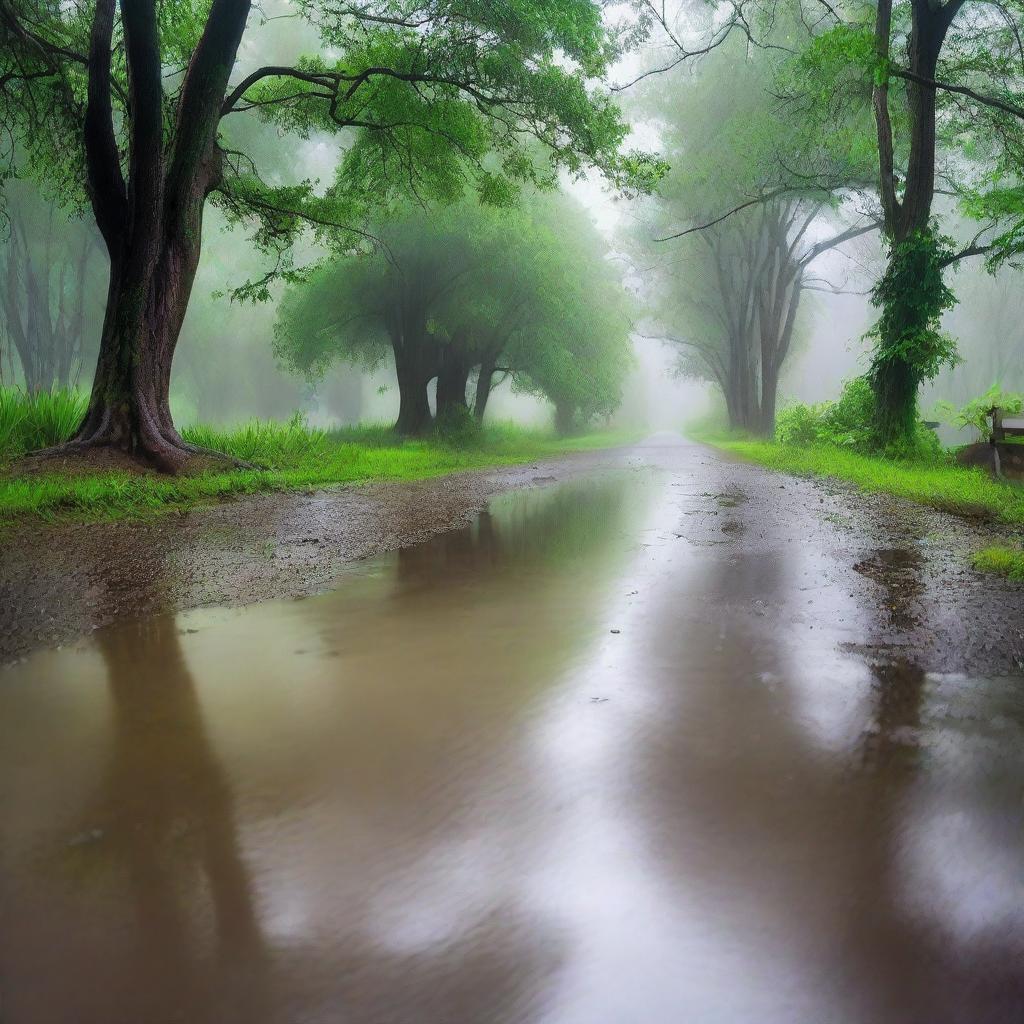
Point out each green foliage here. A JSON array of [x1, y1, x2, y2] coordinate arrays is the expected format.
[[795, 23, 880, 91], [776, 376, 944, 460], [776, 377, 874, 450], [1, 0, 662, 284], [0, 386, 89, 458], [972, 545, 1024, 580], [781, 18, 891, 181], [774, 400, 830, 447], [869, 231, 959, 379], [275, 193, 634, 426], [933, 383, 1024, 436]]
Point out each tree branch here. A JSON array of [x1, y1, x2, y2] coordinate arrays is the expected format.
[[797, 219, 880, 267], [940, 242, 992, 267], [654, 187, 793, 241], [169, 0, 252, 206], [221, 65, 337, 116], [890, 67, 1024, 121], [83, 0, 127, 253]]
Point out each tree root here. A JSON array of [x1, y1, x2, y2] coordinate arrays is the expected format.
[[27, 435, 255, 476]]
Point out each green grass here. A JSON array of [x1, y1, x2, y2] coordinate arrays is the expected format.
[[691, 430, 1024, 526], [0, 385, 90, 455], [0, 416, 633, 522], [973, 545, 1024, 580]]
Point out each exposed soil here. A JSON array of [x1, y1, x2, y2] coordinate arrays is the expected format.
[[12, 445, 238, 478], [956, 440, 1024, 480], [2, 437, 1022, 672]]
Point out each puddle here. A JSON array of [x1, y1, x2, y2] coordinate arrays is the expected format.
[[1, 471, 1022, 1022]]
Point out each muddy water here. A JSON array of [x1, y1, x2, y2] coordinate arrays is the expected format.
[[2, 451, 1023, 1023]]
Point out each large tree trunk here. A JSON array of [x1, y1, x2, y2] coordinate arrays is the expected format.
[[871, 349, 919, 447], [870, 0, 951, 448], [554, 399, 575, 436], [436, 345, 472, 421], [473, 358, 496, 424], [74, 232, 202, 471], [393, 337, 436, 435], [757, 267, 802, 438], [758, 363, 780, 437], [725, 329, 759, 432]]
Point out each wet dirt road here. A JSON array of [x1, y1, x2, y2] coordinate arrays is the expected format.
[[1, 436, 1023, 1023]]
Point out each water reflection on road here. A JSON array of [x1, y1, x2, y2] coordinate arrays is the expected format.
[[1, 441, 1022, 1023]]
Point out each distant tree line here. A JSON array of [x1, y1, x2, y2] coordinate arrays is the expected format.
[[0, 186, 101, 392]]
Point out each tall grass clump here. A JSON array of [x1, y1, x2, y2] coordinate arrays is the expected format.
[[0, 387, 28, 456], [0, 385, 89, 457], [973, 545, 1024, 580], [181, 411, 330, 468]]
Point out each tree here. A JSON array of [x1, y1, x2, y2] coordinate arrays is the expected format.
[[275, 195, 634, 432], [863, 0, 1024, 446], [275, 206, 474, 434], [627, 0, 1024, 446], [0, 0, 659, 469], [625, 39, 877, 435], [0, 184, 100, 390], [438, 194, 636, 430], [771, 0, 1024, 446]]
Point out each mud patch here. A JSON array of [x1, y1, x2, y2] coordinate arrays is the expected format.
[[0, 448, 631, 661], [853, 548, 924, 631]]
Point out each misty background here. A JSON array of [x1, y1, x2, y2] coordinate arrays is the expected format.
[[2, 1, 1021, 443]]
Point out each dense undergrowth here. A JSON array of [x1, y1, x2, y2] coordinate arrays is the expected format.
[[0, 390, 630, 521], [774, 376, 945, 461]]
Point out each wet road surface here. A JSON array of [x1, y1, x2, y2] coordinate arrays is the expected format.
[[1, 437, 1023, 1022]]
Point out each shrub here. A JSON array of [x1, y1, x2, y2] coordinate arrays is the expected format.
[[933, 384, 1024, 439], [776, 375, 944, 461], [775, 400, 828, 446]]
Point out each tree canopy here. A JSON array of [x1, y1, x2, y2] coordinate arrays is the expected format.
[[275, 194, 635, 432], [0, 0, 659, 466]]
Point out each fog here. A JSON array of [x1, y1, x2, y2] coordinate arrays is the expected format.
[[2, 0, 1021, 445]]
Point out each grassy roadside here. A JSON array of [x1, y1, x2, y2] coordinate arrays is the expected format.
[[692, 431, 1024, 525], [694, 430, 1024, 581], [0, 421, 635, 523]]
